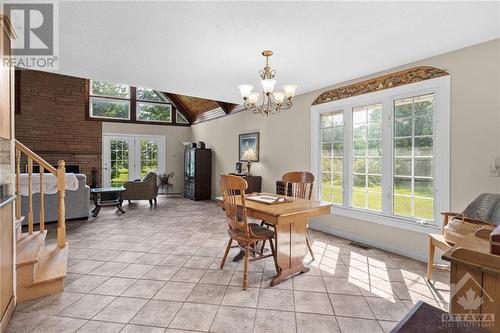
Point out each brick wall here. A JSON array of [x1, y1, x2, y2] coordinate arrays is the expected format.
[[15, 69, 101, 184]]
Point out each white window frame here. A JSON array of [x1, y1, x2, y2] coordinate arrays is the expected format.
[[311, 76, 450, 233], [136, 101, 173, 123], [89, 96, 131, 120]]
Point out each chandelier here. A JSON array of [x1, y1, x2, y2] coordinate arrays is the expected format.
[[238, 50, 297, 116]]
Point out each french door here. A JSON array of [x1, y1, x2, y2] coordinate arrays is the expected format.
[[103, 134, 165, 187]]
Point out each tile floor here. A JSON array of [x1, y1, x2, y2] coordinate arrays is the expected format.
[[8, 196, 450, 333]]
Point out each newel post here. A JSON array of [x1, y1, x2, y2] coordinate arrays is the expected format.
[[56, 160, 66, 248]]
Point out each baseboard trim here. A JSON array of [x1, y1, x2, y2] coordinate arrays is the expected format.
[[309, 224, 448, 265]]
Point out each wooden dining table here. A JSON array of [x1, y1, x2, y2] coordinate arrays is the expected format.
[[217, 193, 332, 286]]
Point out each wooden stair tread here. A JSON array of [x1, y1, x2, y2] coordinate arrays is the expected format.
[[32, 243, 68, 285], [16, 230, 47, 266]]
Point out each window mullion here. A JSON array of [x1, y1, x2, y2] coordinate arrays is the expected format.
[[344, 106, 352, 208], [381, 99, 393, 216]]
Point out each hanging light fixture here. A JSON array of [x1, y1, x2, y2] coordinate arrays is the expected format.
[[238, 50, 297, 116]]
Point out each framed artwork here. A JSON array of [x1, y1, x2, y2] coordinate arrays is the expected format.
[[239, 132, 259, 162]]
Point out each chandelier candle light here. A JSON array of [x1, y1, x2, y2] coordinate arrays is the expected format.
[[238, 50, 297, 116]]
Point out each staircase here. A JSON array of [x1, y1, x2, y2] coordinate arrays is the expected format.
[[14, 141, 68, 302]]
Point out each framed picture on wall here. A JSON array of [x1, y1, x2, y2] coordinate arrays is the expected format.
[[239, 132, 259, 162]]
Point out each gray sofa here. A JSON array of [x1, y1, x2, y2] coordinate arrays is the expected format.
[[21, 174, 90, 224]]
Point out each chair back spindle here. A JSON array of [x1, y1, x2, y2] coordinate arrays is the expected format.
[[220, 175, 250, 238], [282, 171, 314, 200]]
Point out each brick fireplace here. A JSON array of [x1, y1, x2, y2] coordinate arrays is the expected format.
[[15, 69, 102, 185]]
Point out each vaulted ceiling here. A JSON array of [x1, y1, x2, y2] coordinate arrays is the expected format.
[[17, 2, 500, 119]]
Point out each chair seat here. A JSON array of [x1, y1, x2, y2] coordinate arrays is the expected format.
[[230, 223, 275, 241], [249, 223, 275, 238]]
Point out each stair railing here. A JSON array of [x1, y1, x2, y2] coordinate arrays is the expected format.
[[14, 140, 66, 248]]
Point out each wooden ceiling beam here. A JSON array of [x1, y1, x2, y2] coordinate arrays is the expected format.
[[217, 101, 237, 114], [164, 92, 194, 124]]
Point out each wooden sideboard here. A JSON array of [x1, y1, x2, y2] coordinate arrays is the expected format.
[[229, 174, 262, 194], [442, 232, 500, 332]]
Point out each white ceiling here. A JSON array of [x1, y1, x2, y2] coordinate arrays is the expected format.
[[51, 1, 500, 103]]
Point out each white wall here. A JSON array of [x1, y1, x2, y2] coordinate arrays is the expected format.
[[191, 38, 500, 262], [102, 122, 190, 193]]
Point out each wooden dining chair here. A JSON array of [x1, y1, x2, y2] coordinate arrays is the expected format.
[[261, 171, 316, 260], [219, 175, 279, 289]]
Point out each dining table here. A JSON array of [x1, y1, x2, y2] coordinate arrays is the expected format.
[[216, 193, 332, 286]]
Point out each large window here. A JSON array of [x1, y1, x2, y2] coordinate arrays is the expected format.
[[312, 77, 449, 227], [393, 94, 434, 220], [352, 103, 382, 211], [136, 87, 172, 122], [90, 81, 130, 120], [89, 80, 187, 125], [320, 110, 344, 205]]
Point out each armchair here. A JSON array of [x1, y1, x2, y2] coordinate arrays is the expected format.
[[122, 171, 160, 206]]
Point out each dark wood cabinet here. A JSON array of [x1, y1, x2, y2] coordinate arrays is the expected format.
[[230, 174, 262, 194], [183, 148, 212, 201]]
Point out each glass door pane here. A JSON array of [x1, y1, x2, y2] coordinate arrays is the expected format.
[[110, 139, 130, 187], [139, 139, 160, 177]]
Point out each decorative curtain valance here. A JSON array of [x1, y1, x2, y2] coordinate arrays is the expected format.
[[312, 66, 449, 106]]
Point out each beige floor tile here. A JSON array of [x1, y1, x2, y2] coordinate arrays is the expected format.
[[170, 268, 206, 283], [122, 279, 166, 298], [91, 250, 124, 261], [230, 271, 263, 288], [253, 309, 296, 333], [365, 296, 409, 321], [296, 313, 340, 333], [120, 325, 165, 333], [89, 262, 130, 276], [150, 244, 179, 254], [142, 266, 179, 281], [183, 256, 214, 269], [261, 271, 293, 290], [210, 306, 256, 333], [134, 253, 167, 265], [91, 277, 137, 296], [68, 260, 105, 274], [378, 320, 397, 333], [76, 320, 125, 333], [323, 277, 362, 295], [94, 297, 149, 323], [158, 254, 191, 267], [115, 264, 154, 279], [169, 302, 218, 331], [111, 251, 147, 263], [30, 315, 86, 333], [336, 317, 384, 333], [6, 311, 49, 333], [186, 283, 226, 304], [293, 275, 327, 292], [64, 275, 109, 293], [257, 288, 294, 311], [329, 294, 375, 319], [172, 246, 199, 256], [21, 291, 84, 315], [199, 269, 233, 285], [221, 286, 259, 308], [58, 294, 116, 319], [294, 291, 333, 315], [130, 300, 182, 327], [154, 281, 197, 301], [121, 324, 166, 333]]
